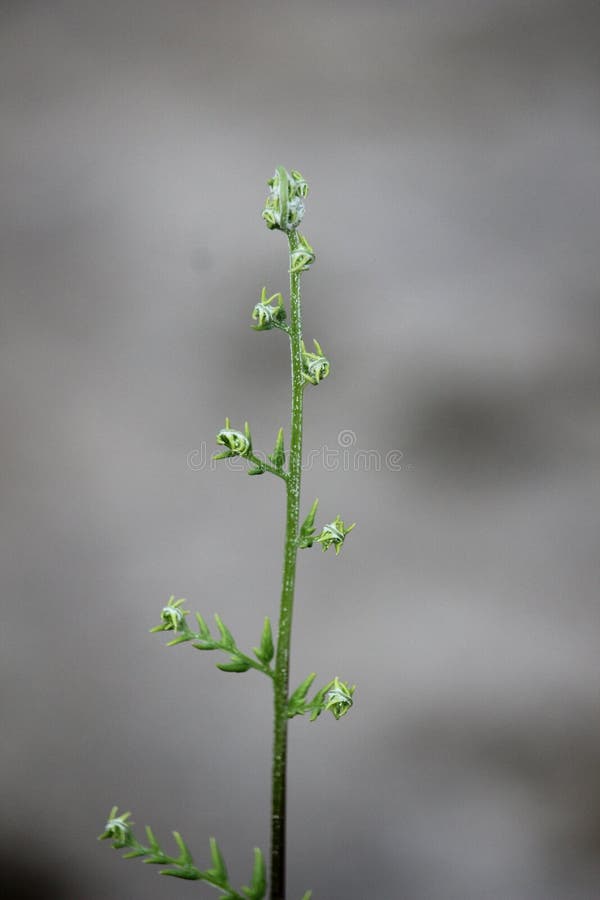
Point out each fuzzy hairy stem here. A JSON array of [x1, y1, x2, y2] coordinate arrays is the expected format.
[[270, 229, 303, 900]]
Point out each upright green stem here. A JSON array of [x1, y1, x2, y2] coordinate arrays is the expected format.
[[270, 230, 303, 900]]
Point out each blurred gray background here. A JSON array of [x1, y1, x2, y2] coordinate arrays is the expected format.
[[2, 1, 600, 897]]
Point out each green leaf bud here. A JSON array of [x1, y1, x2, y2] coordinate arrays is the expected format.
[[252, 287, 287, 331], [315, 515, 355, 554], [301, 340, 330, 386], [289, 169, 308, 197], [98, 807, 134, 849], [214, 417, 252, 459], [262, 166, 308, 232], [150, 596, 189, 633], [324, 677, 356, 719], [289, 232, 315, 274]]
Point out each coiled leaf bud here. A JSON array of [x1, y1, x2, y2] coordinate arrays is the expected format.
[[289, 232, 315, 274], [150, 596, 189, 633], [302, 339, 330, 386], [98, 807, 134, 849], [262, 166, 308, 232], [252, 287, 287, 331], [214, 418, 252, 459], [324, 678, 356, 720], [315, 514, 355, 554]]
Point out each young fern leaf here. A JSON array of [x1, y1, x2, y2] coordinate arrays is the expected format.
[[214, 614, 236, 650], [121, 847, 147, 860], [287, 672, 317, 717], [195, 611, 212, 640], [174, 831, 194, 866], [298, 498, 319, 549], [101, 168, 357, 899], [208, 836, 229, 885], [100, 813, 262, 892], [216, 656, 253, 673], [159, 867, 198, 880], [149, 600, 274, 677], [254, 617, 274, 665], [269, 427, 286, 469], [145, 825, 160, 851], [241, 847, 267, 900]]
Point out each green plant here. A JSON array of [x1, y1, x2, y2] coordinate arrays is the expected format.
[[99, 167, 356, 900]]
